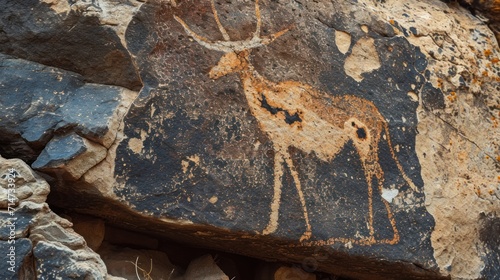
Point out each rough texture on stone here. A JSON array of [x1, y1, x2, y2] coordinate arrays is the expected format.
[[33, 240, 105, 279], [0, 239, 34, 280], [372, 1, 500, 279], [0, 156, 111, 279], [0, 0, 142, 90], [0, 0, 499, 279], [457, 0, 500, 42], [0, 53, 138, 178], [183, 254, 229, 280], [98, 243, 180, 280], [32, 132, 107, 181]]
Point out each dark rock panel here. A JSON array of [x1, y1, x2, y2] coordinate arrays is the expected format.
[[0, 54, 134, 163], [0, 238, 34, 280], [108, 1, 440, 278], [0, 156, 109, 279], [479, 214, 500, 279], [33, 241, 104, 279], [0, 0, 142, 90]]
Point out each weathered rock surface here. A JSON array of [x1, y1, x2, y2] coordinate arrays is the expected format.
[[0, 0, 142, 90], [98, 243, 181, 280], [457, 0, 500, 42], [182, 254, 229, 280], [71, 213, 106, 252], [0, 52, 138, 168], [0, 238, 33, 280], [0, 156, 110, 279], [32, 132, 108, 181], [0, 0, 499, 279], [378, 2, 500, 279]]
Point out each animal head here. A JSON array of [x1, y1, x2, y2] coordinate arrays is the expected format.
[[207, 51, 248, 79], [174, 0, 290, 78]]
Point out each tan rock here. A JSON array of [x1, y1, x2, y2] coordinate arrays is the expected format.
[[274, 266, 316, 280], [0, 157, 49, 206], [363, 0, 500, 278], [334, 30, 351, 55], [98, 243, 179, 280], [71, 213, 106, 252], [182, 254, 229, 280], [344, 37, 381, 82], [0, 155, 112, 279]]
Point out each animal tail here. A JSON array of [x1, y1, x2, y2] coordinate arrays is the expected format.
[[382, 121, 420, 193]]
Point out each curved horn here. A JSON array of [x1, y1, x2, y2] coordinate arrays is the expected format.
[[174, 15, 234, 52], [174, 0, 290, 52], [253, 0, 261, 38], [211, 0, 230, 41]]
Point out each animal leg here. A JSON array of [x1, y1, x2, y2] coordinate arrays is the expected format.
[[372, 162, 400, 245], [361, 159, 400, 245], [262, 152, 285, 235], [382, 122, 419, 192], [360, 160, 376, 243], [283, 154, 312, 242]]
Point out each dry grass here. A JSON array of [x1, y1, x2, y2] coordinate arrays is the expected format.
[[127, 257, 153, 280], [127, 256, 176, 280]]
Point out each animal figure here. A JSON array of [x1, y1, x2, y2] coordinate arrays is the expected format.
[[175, 0, 419, 245]]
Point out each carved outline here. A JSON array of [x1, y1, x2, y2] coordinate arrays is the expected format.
[[174, 0, 420, 246]]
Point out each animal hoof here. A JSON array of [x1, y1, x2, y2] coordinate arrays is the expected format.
[[299, 230, 312, 242], [262, 225, 276, 236]]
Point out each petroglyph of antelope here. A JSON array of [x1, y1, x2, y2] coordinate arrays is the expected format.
[[174, 0, 420, 245]]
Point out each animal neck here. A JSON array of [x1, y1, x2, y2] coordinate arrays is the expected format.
[[239, 63, 264, 83], [234, 51, 263, 83], [237, 61, 272, 113]]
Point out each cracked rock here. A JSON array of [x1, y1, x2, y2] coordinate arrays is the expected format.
[[0, 53, 138, 163], [0, 0, 499, 279], [32, 132, 107, 181], [0, 0, 142, 90], [0, 156, 112, 279]]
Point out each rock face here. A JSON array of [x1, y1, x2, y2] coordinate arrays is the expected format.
[[0, 52, 138, 171], [0, 0, 142, 90], [1, 0, 499, 279], [112, 0, 438, 278], [0, 156, 109, 279]]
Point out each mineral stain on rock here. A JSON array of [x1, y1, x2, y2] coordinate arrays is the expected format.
[[1, 0, 499, 279], [344, 37, 382, 82], [334, 30, 352, 55], [169, 0, 428, 247], [114, 0, 438, 276], [479, 214, 500, 278], [259, 94, 303, 126]]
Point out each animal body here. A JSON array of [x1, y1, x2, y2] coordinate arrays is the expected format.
[[175, 0, 419, 245]]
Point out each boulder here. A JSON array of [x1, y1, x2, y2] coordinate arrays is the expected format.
[[70, 213, 106, 252], [0, 53, 138, 168], [0, 0, 142, 90], [98, 243, 181, 280], [0, 156, 112, 279], [1, 0, 499, 279], [182, 254, 229, 280]]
